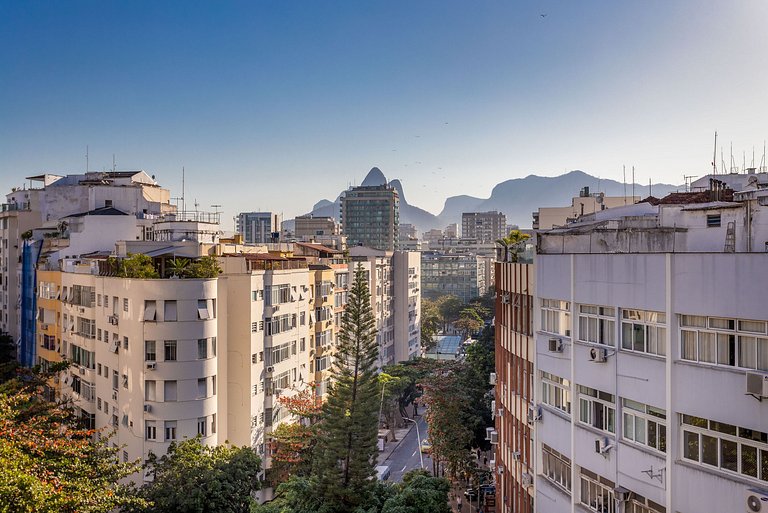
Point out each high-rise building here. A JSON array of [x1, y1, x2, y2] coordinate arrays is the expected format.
[[421, 251, 489, 303], [237, 212, 283, 244], [340, 184, 399, 251], [494, 173, 768, 513], [462, 211, 506, 243]]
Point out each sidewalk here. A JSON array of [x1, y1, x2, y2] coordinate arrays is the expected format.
[[376, 424, 412, 465]]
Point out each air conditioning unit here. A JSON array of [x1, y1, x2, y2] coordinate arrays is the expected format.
[[589, 347, 608, 363], [548, 338, 563, 353], [266, 366, 275, 374], [489, 372, 497, 385], [109, 315, 119, 326], [614, 486, 631, 503], [143, 404, 152, 413], [146, 362, 157, 370], [112, 391, 118, 401], [111, 340, 120, 354], [746, 372, 768, 399], [323, 296, 328, 303], [496, 465, 503, 475], [40, 323, 49, 330], [79, 366, 85, 375], [497, 408, 504, 418], [485, 426, 495, 441], [501, 293, 510, 304], [521, 472, 533, 487], [527, 404, 542, 423], [489, 458, 496, 468], [512, 450, 521, 461], [595, 437, 614, 454], [745, 488, 768, 513], [489, 430, 498, 444]]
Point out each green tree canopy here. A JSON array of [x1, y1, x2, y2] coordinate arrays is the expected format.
[[495, 229, 531, 263], [134, 437, 261, 513], [380, 470, 451, 513]]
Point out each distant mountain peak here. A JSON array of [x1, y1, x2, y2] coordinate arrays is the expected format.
[[361, 167, 387, 186], [389, 179, 406, 203]]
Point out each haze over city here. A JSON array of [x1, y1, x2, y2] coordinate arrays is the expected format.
[[2, 1, 768, 225]]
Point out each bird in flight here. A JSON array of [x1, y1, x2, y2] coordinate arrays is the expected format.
[[540, 13, 547, 18]]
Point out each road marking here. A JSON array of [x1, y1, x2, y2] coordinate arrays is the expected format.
[[401, 465, 407, 472], [412, 450, 417, 457]]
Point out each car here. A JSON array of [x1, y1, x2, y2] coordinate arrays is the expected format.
[[420, 440, 432, 454], [463, 488, 478, 500], [375, 465, 391, 481]]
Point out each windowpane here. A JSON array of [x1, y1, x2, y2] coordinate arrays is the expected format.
[[198, 339, 207, 359], [634, 417, 646, 444], [683, 431, 699, 461], [698, 332, 716, 363], [164, 300, 177, 322], [658, 424, 666, 453], [681, 330, 697, 360], [164, 340, 177, 361], [720, 439, 738, 472], [742, 445, 758, 477], [740, 336, 757, 369], [632, 324, 645, 352], [622, 323, 633, 350], [623, 413, 634, 440], [761, 450, 768, 482], [759, 339, 768, 371], [717, 334, 735, 366], [164, 381, 177, 402], [647, 421, 658, 449], [701, 434, 718, 466], [145, 340, 156, 361]]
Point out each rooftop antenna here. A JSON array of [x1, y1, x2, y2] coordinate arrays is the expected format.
[[649, 178, 652, 197], [730, 142, 736, 173], [721, 147, 725, 175], [684, 175, 698, 192], [211, 204, 222, 214], [743, 151, 746, 173], [761, 141, 767, 172], [86, 145, 89, 173], [752, 146, 756, 168], [623, 165, 627, 204], [712, 131, 718, 174], [112, 154, 116, 172], [182, 167, 186, 214], [632, 166, 635, 200]]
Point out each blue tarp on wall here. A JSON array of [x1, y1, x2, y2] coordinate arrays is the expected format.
[[19, 239, 41, 367]]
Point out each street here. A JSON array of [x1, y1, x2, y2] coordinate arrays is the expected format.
[[380, 414, 432, 483]]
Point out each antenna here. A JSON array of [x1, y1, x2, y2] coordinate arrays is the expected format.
[[632, 166, 635, 200], [112, 154, 116, 172], [211, 204, 222, 214], [712, 131, 717, 174], [761, 141, 767, 173], [730, 142, 736, 173], [182, 167, 186, 215], [649, 178, 652, 198], [623, 165, 627, 204], [86, 145, 89, 173], [683, 175, 698, 192], [743, 151, 746, 173]]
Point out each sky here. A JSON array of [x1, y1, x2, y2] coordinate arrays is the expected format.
[[2, 1, 768, 228]]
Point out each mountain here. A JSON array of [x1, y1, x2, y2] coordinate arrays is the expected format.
[[302, 168, 681, 233]]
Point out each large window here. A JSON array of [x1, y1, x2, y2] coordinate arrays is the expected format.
[[164, 340, 177, 361], [681, 413, 768, 483], [621, 309, 666, 356], [578, 305, 616, 346], [269, 342, 294, 365], [542, 443, 571, 492], [541, 299, 571, 336], [622, 399, 666, 453], [145, 340, 156, 361], [266, 314, 296, 336], [579, 469, 615, 513], [265, 284, 291, 306], [578, 385, 615, 434], [541, 371, 571, 415], [680, 315, 768, 370]]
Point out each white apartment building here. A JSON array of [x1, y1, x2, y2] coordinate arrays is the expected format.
[[528, 174, 768, 513]]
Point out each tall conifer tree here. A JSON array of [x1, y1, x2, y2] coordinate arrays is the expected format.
[[313, 264, 380, 511]]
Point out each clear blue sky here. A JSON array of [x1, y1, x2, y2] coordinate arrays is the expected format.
[[2, 1, 767, 227]]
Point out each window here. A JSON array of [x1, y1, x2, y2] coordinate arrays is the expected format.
[[251, 322, 259, 333], [211, 337, 217, 356], [706, 214, 721, 227], [123, 336, 129, 350], [316, 330, 332, 347], [622, 399, 666, 453], [146, 421, 157, 440], [197, 378, 207, 398], [579, 469, 615, 513], [112, 370, 119, 390], [681, 413, 768, 482], [274, 370, 291, 391], [265, 284, 291, 306], [164, 300, 177, 322], [144, 300, 157, 321], [578, 385, 615, 434], [681, 314, 768, 370], [104, 295, 108, 309], [578, 305, 615, 346], [145, 380, 156, 401], [270, 342, 293, 365], [265, 314, 295, 336], [197, 299, 210, 319], [316, 356, 329, 372], [542, 444, 571, 492], [212, 375, 216, 395], [145, 340, 156, 361], [164, 340, 177, 361], [251, 290, 263, 301], [122, 374, 128, 389], [300, 311, 306, 326], [197, 417, 207, 436], [164, 381, 177, 402], [123, 298, 129, 312], [540, 298, 571, 336], [627, 495, 665, 513], [164, 421, 177, 441], [198, 339, 207, 359], [211, 413, 217, 434], [541, 372, 571, 415], [621, 309, 666, 357]]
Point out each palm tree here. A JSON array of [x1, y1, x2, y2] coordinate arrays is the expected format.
[[167, 257, 189, 278], [495, 229, 531, 262]]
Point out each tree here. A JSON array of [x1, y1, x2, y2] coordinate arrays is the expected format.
[[454, 308, 483, 339], [312, 264, 380, 511], [495, 229, 530, 263], [111, 254, 159, 279], [185, 255, 222, 279], [419, 299, 441, 352], [0, 331, 18, 384], [268, 389, 323, 484], [0, 365, 144, 513], [380, 470, 451, 513], [166, 257, 189, 278], [134, 437, 260, 513]]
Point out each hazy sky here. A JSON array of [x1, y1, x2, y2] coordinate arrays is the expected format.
[[2, 1, 767, 227]]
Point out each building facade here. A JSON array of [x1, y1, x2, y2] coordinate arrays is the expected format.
[[340, 184, 399, 251], [421, 251, 488, 303], [237, 212, 283, 244], [462, 211, 506, 243]]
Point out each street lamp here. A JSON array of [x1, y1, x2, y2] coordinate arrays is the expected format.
[[403, 417, 424, 470]]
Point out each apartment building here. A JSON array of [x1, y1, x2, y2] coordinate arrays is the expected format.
[[340, 183, 399, 251], [421, 251, 490, 303], [532, 186, 639, 230], [237, 212, 283, 244], [507, 174, 768, 513], [462, 211, 507, 243], [494, 261, 535, 513]]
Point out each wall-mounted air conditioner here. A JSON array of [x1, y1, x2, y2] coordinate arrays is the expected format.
[[512, 451, 521, 461], [521, 472, 532, 487], [143, 404, 152, 413], [745, 487, 768, 512], [489, 372, 497, 386], [589, 347, 608, 363], [527, 404, 542, 423], [548, 338, 563, 353], [112, 390, 118, 401], [746, 372, 768, 399], [266, 366, 275, 374], [489, 430, 498, 444], [146, 362, 157, 370], [595, 437, 614, 454]]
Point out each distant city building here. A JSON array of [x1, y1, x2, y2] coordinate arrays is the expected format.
[[340, 183, 399, 251], [420, 251, 489, 302], [444, 223, 459, 238], [532, 186, 639, 229], [422, 228, 444, 245], [462, 211, 506, 243], [398, 223, 420, 251], [237, 212, 282, 244], [294, 215, 339, 238]]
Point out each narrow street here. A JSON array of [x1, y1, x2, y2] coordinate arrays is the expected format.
[[379, 413, 432, 483]]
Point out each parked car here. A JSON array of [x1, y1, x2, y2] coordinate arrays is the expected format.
[[420, 439, 433, 454]]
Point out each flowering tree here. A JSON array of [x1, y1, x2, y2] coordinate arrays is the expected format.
[[268, 388, 323, 484]]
